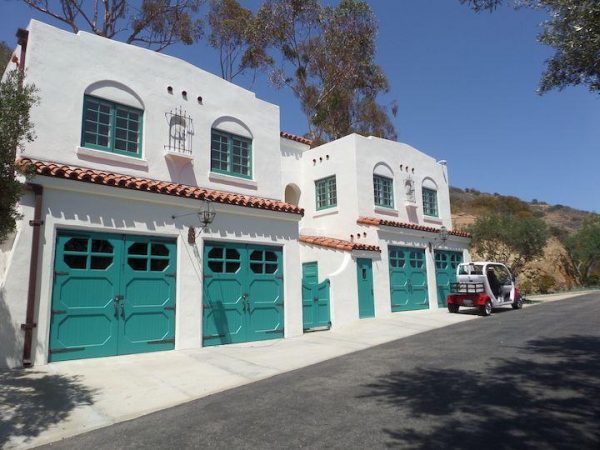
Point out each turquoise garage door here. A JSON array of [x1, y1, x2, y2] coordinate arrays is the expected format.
[[435, 250, 463, 307], [302, 262, 331, 331], [202, 242, 284, 346], [389, 246, 429, 311], [49, 231, 176, 362]]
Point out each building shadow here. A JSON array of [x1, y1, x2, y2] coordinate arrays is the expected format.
[[360, 335, 600, 449], [0, 369, 96, 447]]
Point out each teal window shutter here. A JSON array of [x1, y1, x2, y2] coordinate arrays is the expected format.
[[210, 129, 252, 179], [315, 176, 337, 210], [422, 187, 438, 217], [373, 175, 394, 208], [81, 95, 143, 158]]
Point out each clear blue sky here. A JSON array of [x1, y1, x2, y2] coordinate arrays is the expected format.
[[1, 0, 598, 212]]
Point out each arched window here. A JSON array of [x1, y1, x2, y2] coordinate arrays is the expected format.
[[211, 117, 253, 179], [373, 163, 394, 208], [422, 178, 438, 217], [81, 81, 144, 158]]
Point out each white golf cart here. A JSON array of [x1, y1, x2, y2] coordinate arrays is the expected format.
[[447, 261, 523, 316]]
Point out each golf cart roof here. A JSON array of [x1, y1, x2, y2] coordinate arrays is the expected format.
[[460, 262, 509, 266]]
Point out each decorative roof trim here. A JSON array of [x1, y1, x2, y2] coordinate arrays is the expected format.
[[357, 217, 471, 238], [280, 131, 313, 146], [17, 158, 304, 216], [299, 235, 381, 252]]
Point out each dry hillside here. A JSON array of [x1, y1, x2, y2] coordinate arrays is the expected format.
[[450, 187, 593, 294]]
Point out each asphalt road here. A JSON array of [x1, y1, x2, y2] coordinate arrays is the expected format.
[[44, 294, 600, 450]]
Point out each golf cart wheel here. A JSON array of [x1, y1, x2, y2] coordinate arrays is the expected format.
[[448, 304, 459, 313], [479, 300, 492, 317], [512, 296, 523, 310]]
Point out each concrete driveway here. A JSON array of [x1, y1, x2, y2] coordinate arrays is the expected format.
[[1, 291, 596, 449]]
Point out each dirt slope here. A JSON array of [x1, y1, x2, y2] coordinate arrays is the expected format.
[[450, 187, 592, 294]]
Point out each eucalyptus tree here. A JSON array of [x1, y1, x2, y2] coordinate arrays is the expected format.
[[461, 0, 600, 94], [21, 0, 204, 51], [256, 0, 397, 143], [207, 0, 272, 82]]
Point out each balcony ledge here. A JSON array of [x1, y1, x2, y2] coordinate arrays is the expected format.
[[76, 146, 149, 169], [164, 147, 193, 160]]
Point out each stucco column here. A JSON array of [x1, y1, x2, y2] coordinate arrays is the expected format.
[[426, 244, 439, 310], [284, 239, 303, 338]]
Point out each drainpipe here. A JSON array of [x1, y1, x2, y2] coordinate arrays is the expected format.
[[21, 183, 44, 368], [15, 28, 38, 367], [16, 28, 28, 73]]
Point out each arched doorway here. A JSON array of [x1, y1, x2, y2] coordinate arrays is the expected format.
[[284, 183, 301, 206]]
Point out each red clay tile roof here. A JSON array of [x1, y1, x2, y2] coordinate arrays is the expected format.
[[357, 217, 471, 238], [299, 235, 381, 252], [280, 131, 313, 146], [17, 158, 304, 216]]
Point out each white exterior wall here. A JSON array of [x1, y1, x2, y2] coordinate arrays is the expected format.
[[0, 192, 35, 368], [354, 135, 452, 230], [280, 137, 307, 203], [297, 134, 453, 244], [299, 135, 360, 239], [0, 178, 301, 369], [22, 20, 283, 199]]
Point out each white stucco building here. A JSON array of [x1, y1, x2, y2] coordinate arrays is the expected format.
[[0, 20, 469, 369]]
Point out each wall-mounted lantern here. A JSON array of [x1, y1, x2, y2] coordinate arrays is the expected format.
[[172, 200, 217, 244], [199, 200, 216, 229], [428, 226, 449, 253]]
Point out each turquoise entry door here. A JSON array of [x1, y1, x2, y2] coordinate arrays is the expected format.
[[356, 258, 375, 318], [302, 262, 331, 331], [49, 231, 177, 362], [389, 246, 429, 312], [435, 251, 463, 307], [203, 242, 284, 346]]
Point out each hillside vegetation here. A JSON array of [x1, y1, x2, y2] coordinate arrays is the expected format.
[[450, 187, 598, 294]]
